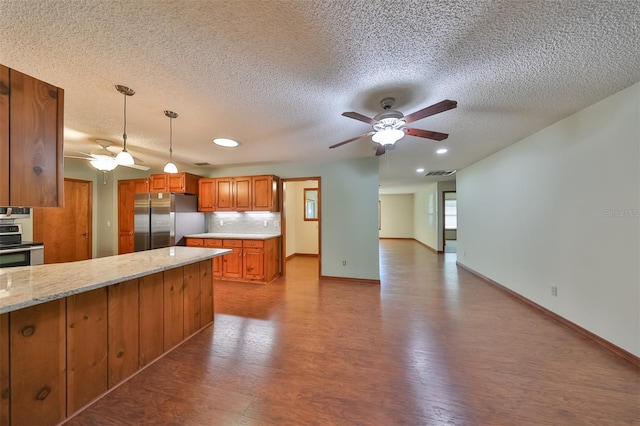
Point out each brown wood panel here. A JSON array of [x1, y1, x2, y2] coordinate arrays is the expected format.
[[0, 65, 8, 206], [168, 173, 185, 193], [234, 176, 252, 211], [185, 238, 204, 247], [252, 175, 279, 211], [10, 299, 66, 426], [203, 240, 223, 278], [149, 174, 168, 193], [222, 239, 242, 248], [67, 288, 108, 415], [222, 247, 243, 278], [133, 178, 149, 194], [199, 259, 214, 326], [198, 178, 215, 211], [139, 272, 164, 367], [163, 267, 184, 351], [183, 263, 201, 337], [243, 247, 264, 280], [9, 69, 62, 207], [264, 237, 281, 282], [0, 313, 8, 425], [33, 178, 92, 263], [243, 239, 264, 248], [108, 279, 140, 388]]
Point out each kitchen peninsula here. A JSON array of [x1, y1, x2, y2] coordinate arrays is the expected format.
[[0, 246, 230, 426]]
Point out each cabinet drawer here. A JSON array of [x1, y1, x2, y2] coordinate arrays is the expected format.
[[243, 240, 264, 248], [203, 239, 223, 248], [186, 238, 204, 247], [222, 240, 243, 248]]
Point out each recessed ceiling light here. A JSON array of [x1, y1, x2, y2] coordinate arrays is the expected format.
[[436, 148, 448, 154], [213, 138, 239, 148], [416, 168, 425, 173]]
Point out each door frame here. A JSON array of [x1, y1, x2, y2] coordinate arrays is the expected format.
[[280, 177, 321, 278], [442, 190, 456, 251]]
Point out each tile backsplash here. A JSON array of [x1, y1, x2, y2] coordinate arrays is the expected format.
[[206, 212, 281, 234]]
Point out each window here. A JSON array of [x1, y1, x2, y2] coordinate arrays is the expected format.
[[444, 199, 457, 229]]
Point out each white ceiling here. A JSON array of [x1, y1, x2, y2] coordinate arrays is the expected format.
[[1, 0, 639, 193]]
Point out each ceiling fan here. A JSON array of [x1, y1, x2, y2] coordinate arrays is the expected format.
[[330, 98, 457, 156], [64, 139, 150, 172]]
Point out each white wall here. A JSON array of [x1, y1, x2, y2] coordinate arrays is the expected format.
[[379, 194, 414, 238], [457, 82, 640, 357], [201, 157, 380, 280], [284, 180, 319, 257], [413, 183, 438, 250]]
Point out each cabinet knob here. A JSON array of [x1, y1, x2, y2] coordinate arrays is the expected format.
[[21, 325, 35, 337]]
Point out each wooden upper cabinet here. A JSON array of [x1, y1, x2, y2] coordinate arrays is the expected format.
[[198, 178, 215, 212], [150, 172, 200, 194], [234, 176, 252, 211], [0, 64, 64, 207], [252, 175, 279, 212], [215, 178, 233, 211], [133, 178, 149, 194]]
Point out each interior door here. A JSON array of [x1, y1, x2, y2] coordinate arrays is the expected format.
[[33, 178, 92, 263]]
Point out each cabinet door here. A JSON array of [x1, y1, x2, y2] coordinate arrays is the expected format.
[[118, 180, 135, 254], [163, 267, 184, 351], [252, 175, 279, 211], [107, 279, 139, 389], [0, 313, 9, 425], [0, 65, 8, 206], [198, 178, 215, 211], [244, 247, 264, 280], [67, 288, 108, 415], [222, 247, 243, 278], [183, 262, 201, 337], [215, 178, 233, 210], [234, 176, 252, 211], [186, 238, 204, 247], [150, 174, 168, 193], [10, 299, 66, 426], [199, 259, 214, 326], [133, 178, 149, 194], [204, 239, 223, 277], [168, 173, 186, 193], [9, 69, 64, 207], [139, 272, 164, 367]]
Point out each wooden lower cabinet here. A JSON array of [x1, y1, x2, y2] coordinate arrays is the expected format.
[[139, 272, 164, 367], [108, 279, 140, 388], [183, 262, 201, 337], [200, 259, 214, 326], [9, 299, 66, 426], [66, 288, 108, 414], [0, 314, 8, 425]]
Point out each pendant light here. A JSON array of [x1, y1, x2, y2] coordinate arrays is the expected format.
[[115, 85, 136, 166], [163, 110, 178, 173]]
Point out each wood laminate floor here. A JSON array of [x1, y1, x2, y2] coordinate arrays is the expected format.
[[66, 240, 639, 425]]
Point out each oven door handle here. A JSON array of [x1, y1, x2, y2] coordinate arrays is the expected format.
[[0, 246, 44, 254]]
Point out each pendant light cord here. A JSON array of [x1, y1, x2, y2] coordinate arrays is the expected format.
[[169, 116, 173, 160], [122, 92, 128, 150]]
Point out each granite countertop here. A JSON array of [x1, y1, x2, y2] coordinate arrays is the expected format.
[[0, 246, 231, 314], [185, 233, 281, 240]]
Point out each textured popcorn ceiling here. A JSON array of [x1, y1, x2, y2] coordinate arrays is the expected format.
[[1, 0, 639, 192]]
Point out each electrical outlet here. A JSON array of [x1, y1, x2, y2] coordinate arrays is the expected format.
[[220, 220, 223, 226], [263, 220, 268, 227], [551, 286, 558, 297], [342, 260, 347, 266]]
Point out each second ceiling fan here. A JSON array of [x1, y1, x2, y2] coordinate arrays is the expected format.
[[330, 98, 457, 156]]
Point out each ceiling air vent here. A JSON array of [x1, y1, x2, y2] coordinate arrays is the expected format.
[[423, 170, 457, 177], [193, 162, 211, 166]]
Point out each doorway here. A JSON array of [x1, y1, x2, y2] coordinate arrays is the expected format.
[[281, 178, 321, 278], [443, 191, 457, 253], [33, 178, 93, 263]]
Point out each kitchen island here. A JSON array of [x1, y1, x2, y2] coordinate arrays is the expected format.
[[0, 246, 230, 425]]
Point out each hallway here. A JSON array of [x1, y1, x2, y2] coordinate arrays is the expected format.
[[67, 240, 639, 425]]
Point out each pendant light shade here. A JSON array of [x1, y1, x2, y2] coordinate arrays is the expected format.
[[115, 85, 136, 166], [163, 110, 178, 174]]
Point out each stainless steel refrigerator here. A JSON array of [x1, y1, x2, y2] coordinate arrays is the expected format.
[[134, 192, 205, 251]]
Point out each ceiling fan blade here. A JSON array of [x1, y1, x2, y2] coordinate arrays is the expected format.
[[342, 111, 377, 125], [404, 99, 457, 124], [375, 144, 386, 156], [329, 131, 375, 149], [123, 163, 151, 171], [405, 128, 449, 141]]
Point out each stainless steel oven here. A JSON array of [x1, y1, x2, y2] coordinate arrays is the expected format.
[[0, 223, 44, 267]]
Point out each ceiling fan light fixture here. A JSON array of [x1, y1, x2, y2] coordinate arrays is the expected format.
[[115, 85, 136, 166], [436, 148, 448, 154], [372, 128, 404, 145], [164, 110, 179, 174], [90, 154, 118, 171]]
